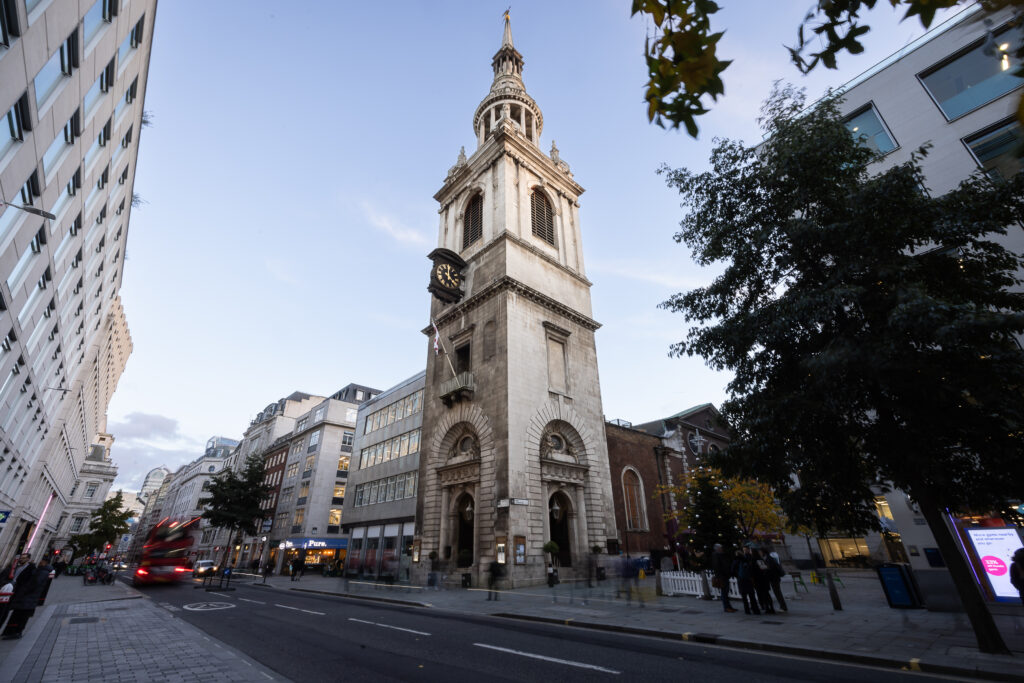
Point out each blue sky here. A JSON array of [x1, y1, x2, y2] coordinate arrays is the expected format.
[[106, 0, 965, 489]]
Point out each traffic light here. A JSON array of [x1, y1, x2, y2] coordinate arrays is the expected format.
[[105, 543, 112, 551]]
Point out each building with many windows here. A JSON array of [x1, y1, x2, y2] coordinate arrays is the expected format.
[[0, 0, 153, 565], [267, 384, 376, 574], [342, 371, 424, 580]]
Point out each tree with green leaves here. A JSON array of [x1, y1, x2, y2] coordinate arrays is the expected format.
[[659, 466, 741, 571], [631, 0, 1020, 136], [199, 455, 272, 572], [659, 85, 1024, 653], [68, 490, 133, 562]]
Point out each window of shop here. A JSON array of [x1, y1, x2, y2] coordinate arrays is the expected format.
[[818, 537, 870, 568]]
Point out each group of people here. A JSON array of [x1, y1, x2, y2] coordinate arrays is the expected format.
[[711, 543, 787, 615], [1, 553, 54, 639]]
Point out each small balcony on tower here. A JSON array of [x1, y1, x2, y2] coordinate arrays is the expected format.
[[439, 371, 475, 407]]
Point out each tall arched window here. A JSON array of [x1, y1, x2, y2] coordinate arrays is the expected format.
[[622, 468, 647, 531], [463, 194, 483, 248], [530, 189, 554, 245]]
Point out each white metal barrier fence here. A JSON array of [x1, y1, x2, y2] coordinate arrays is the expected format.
[[660, 570, 740, 599]]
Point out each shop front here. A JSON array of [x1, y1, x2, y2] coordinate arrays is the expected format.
[[280, 537, 348, 574]]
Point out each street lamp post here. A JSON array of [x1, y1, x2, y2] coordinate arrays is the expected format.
[[0, 201, 57, 221]]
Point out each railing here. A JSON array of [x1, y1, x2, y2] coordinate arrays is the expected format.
[[660, 570, 740, 599], [439, 371, 475, 405]]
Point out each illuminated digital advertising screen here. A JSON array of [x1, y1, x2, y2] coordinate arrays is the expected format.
[[965, 528, 1024, 602]]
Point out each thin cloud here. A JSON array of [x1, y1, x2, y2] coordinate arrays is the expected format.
[[590, 260, 707, 291], [360, 201, 429, 246]]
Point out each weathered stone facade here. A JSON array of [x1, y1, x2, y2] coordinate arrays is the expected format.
[[415, 17, 616, 586]]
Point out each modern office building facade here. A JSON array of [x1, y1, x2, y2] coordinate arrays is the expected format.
[[342, 371, 424, 580], [0, 0, 154, 565]]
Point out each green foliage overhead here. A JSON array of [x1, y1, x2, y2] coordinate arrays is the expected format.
[[631, 0, 1017, 137], [660, 85, 1024, 652], [199, 455, 272, 539]]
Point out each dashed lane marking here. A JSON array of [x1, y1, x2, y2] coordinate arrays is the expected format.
[[239, 598, 266, 605], [473, 643, 621, 674], [348, 617, 431, 636], [274, 603, 325, 615]]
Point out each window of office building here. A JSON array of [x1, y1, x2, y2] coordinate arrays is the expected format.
[[83, 0, 115, 48], [42, 110, 79, 178], [314, 406, 325, 422], [844, 104, 896, 155], [117, 16, 144, 69], [70, 516, 85, 533], [338, 455, 349, 472], [285, 463, 298, 477], [35, 31, 78, 108], [84, 59, 114, 118], [342, 430, 354, 446], [1, 0, 21, 50], [308, 429, 320, 451], [920, 25, 1024, 120], [85, 482, 98, 498], [2, 94, 28, 161], [303, 454, 315, 471], [965, 119, 1022, 180]]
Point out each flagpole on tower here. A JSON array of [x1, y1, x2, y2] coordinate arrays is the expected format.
[[432, 318, 459, 380]]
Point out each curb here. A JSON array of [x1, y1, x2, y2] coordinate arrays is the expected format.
[[492, 613, 1018, 682]]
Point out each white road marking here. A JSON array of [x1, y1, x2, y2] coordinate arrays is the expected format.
[[348, 617, 431, 636], [158, 602, 181, 612], [183, 602, 236, 611], [274, 603, 325, 615], [239, 598, 266, 605], [260, 673, 272, 680], [473, 643, 621, 674]]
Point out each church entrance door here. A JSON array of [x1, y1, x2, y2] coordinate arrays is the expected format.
[[549, 492, 572, 567]]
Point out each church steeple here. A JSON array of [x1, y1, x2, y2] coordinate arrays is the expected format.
[[473, 12, 543, 148]]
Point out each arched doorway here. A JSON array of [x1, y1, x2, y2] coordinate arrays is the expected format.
[[548, 492, 572, 567], [456, 494, 475, 567]]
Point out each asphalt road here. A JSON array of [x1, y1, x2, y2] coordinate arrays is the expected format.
[[133, 579, 953, 682]]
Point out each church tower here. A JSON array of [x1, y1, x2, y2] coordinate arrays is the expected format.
[[416, 15, 616, 585]]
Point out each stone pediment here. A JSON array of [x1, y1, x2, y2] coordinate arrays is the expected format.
[[541, 460, 588, 485], [438, 460, 480, 486]]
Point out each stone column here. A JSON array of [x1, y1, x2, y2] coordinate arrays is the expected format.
[[439, 485, 450, 560], [574, 483, 590, 557]]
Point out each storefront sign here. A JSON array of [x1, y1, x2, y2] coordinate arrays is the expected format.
[[965, 528, 1024, 601], [282, 537, 348, 550]]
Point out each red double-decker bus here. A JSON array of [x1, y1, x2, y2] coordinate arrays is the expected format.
[[133, 517, 200, 586]]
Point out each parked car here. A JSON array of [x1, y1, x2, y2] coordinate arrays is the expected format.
[[192, 560, 217, 577]]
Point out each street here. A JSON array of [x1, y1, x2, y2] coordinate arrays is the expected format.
[[137, 578, 953, 682]]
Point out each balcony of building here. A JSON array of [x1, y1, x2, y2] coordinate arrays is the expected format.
[[439, 371, 475, 407]]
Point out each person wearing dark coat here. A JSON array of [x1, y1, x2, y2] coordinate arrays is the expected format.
[[733, 548, 760, 615], [2, 556, 51, 639], [1010, 548, 1024, 606], [751, 549, 776, 614], [711, 544, 737, 612]]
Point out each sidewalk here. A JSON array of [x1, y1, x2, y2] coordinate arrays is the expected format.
[[248, 569, 1024, 681], [0, 573, 284, 682]]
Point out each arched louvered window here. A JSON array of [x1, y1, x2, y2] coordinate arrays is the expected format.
[[622, 468, 647, 531], [463, 194, 483, 249], [530, 190, 554, 245]]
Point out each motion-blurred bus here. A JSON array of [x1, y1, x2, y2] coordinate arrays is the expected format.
[[133, 517, 200, 586]]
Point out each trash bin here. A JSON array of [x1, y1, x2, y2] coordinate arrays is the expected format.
[[461, 573, 472, 588], [876, 563, 923, 609], [596, 566, 606, 581]]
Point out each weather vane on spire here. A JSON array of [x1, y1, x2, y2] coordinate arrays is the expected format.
[[504, 7, 510, 22]]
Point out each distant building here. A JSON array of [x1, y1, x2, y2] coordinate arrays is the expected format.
[[343, 372, 424, 580], [52, 436, 118, 559], [139, 466, 170, 502]]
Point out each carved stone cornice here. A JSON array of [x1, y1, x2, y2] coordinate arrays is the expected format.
[[541, 460, 589, 485], [422, 274, 601, 337], [437, 460, 480, 486]]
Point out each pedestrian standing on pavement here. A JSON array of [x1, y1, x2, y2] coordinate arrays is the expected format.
[[734, 548, 760, 615], [546, 562, 556, 588], [2, 556, 50, 639], [751, 549, 776, 614], [711, 544, 737, 613], [486, 558, 502, 601], [764, 547, 788, 612], [290, 557, 302, 582], [1010, 548, 1024, 606]]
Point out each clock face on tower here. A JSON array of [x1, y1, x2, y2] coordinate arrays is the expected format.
[[427, 248, 467, 304], [436, 263, 460, 289]]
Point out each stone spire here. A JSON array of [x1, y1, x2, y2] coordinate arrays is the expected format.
[[473, 11, 543, 147]]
